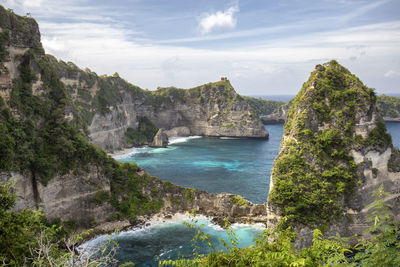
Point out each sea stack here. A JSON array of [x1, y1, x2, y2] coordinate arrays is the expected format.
[[267, 60, 400, 247], [150, 128, 168, 148]]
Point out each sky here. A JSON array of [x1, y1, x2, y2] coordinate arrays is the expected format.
[[1, 0, 400, 95]]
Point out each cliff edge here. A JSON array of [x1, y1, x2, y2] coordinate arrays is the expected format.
[[50, 60, 268, 152]]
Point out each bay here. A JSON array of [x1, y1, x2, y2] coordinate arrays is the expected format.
[[117, 125, 283, 204]]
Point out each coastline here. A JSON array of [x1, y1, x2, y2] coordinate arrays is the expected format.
[[109, 147, 139, 158], [85, 210, 266, 246], [108, 136, 203, 158]]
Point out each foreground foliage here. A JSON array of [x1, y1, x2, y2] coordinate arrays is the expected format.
[[161, 186, 400, 266], [0, 180, 119, 266]]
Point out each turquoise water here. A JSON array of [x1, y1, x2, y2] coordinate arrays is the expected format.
[[117, 125, 283, 204], [100, 122, 400, 266], [117, 123, 400, 204], [82, 217, 264, 266]]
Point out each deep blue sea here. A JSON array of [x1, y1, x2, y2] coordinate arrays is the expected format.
[[87, 122, 400, 266], [116, 125, 283, 204]]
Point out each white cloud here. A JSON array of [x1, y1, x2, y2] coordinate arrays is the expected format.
[[1, 0, 399, 94], [384, 70, 400, 78], [37, 18, 400, 93], [198, 4, 239, 35]]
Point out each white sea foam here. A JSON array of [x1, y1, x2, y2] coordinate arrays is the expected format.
[[80, 213, 265, 255], [231, 222, 266, 230], [219, 137, 240, 140], [113, 145, 180, 160], [159, 250, 168, 257], [168, 136, 202, 145], [112, 146, 150, 160]]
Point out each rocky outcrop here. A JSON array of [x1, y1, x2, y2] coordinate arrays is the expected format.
[[266, 61, 400, 248], [261, 102, 291, 124], [130, 170, 275, 228], [150, 128, 168, 147]]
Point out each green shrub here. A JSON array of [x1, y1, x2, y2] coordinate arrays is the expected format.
[[184, 188, 197, 202], [77, 88, 92, 102], [362, 120, 392, 148], [231, 195, 247, 207], [124, 116, 158, 146], [171, 198, 182, 205], [241, 96, 285, 115], [93, 190, 110, 205], [377, 94, 400, 118]]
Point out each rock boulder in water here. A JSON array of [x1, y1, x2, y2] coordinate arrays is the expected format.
[[150, 129, 168, 148]]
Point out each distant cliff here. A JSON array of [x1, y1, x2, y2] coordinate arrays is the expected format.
[[377, 94, 400, 122], [47, 60, 268, 152], [266, 61, 400, 247], [256, 94, 400, 124]]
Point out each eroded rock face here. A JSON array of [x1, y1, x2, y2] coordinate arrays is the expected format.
[[0, 165, 115, 228], [261, 103, 291, 124], [0, 7, 42, 101], [266, 61, 400, 248], [54, 69, 269, 152]]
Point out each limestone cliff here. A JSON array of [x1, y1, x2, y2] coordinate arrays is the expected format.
[[50, 62, 268, 152], [260, 101, 291, 124], [267, 61, 400, 247]]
